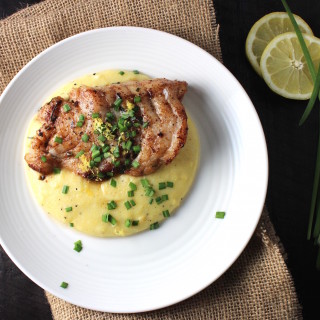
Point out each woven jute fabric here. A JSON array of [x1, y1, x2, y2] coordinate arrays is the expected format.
[[0, 0, 302, 319]]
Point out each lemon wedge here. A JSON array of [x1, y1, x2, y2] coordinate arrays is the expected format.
[[245, 12, 313, 75], [260, 32, 320, 100]]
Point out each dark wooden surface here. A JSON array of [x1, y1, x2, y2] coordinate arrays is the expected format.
[[1, 0, 320, 319]]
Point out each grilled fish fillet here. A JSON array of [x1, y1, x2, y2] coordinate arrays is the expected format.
[[25, 78, 188, 181]]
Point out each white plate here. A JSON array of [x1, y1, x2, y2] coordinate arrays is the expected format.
[[0, 27, 268, 312]]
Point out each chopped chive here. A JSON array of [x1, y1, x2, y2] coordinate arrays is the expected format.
[[102, 213, 108, 222], [113, 146, 120, 158], [108, 214, 117, 225], [53, 167, 61, 174], [114, 98, 122, 108], [98, 134, 106, 142], [130, 130, 137, 138], [125, 219, 132, 227], [94, 156, 101, 163], [145, 188, 155, 197], [162, 194, 169, 201], [91, 144, 99, 152], [141, 178, 150, 188], [60, 282, 68, 289], [76, 121, 84, 127], [129, 182, 137, 191], [159, 182, 166, 190], [167, 181, 174, 188], [104, 152, 111, 159], [97, 172, 105, 179], [113, 160, 120, 167], [133, 70, 140, 74], [41, 156, 47, 163], [102, 145, 110, 153], [142, 122, 149, 128], [163, 210, 170, 217], [132, 145, 141, 153], [89, 160, 95, 168], [149, 198, 154, 204], [150, 222, 160, 230], [81, 133, 89, 142], [110, 178, 117, 188], [119, 71, 125, 75], [128, 190, 134, 197], [124, 201, 132, 210], [134, 96, 141, 103], [132, 220, 139, 226], [79, 114, 85, 121], [75, 150, 85, 158], [92, 149, 100, 159], [63, 104, 71, 112], [132, 160, 140, 168], [106, 112, 114, 121], [125, 140, 132, 150], [54, 136, 63, 144], [62, 185, 69, 194], [215, 211, 226, 219], [107, 201, 117, 210], [65, 207, 72, 212], [92, 112, 100, 118], [155, 196, 162, 204], [130, 200, 136, 206], [69, 222, 74, 227], [73, 240, 82, 252]]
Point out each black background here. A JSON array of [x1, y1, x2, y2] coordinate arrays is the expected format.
[[1, 0, 320, 319]]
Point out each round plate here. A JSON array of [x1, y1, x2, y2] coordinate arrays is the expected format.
[[0, 27, 268, 312]]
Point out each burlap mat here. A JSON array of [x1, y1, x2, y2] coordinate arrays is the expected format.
[[0, 0, 302, 319]]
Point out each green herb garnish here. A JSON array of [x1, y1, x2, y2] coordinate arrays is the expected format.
[[92, 112, 100, 118], [81, 133, 89, 142], [163, 210, 170, 217], [159, 182, 166, 190], [54, 136, 63, 144], [75, 150, 85, 158], [134, 96, 141, 103], [107, 200, 117, 210], [132, 160, 140, 168], [129, 182, 137, 191], [215, 211, 226, 219], [110, 178, 117, 188], [150, 222, 159, 230], [53, 167, 61, 174], [73, 240, 82, 252], [63, 104, 71, 112], [128, 190, 134, 197], [124, 201, 132, 210], [62, 185, 69, 194], [125, 219, 132, 227]]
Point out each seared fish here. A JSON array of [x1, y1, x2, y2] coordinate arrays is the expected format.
[[25, 79, 188, 181]]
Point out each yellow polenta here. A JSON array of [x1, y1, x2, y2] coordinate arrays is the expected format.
[[24, 70, 199, 237]]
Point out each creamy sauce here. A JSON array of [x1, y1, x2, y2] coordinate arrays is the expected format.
[[25, 70, 199, 237]]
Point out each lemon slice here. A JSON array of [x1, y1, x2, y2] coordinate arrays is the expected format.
[[246, 12, 313, 75], [260, 32, 320, 100]]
